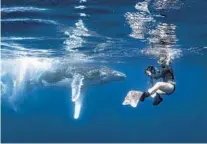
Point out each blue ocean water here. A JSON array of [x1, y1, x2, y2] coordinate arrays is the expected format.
[[1, 0, 207, 142]]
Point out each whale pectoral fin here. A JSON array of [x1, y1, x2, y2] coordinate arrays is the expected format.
[[71, 74, 84, 102]]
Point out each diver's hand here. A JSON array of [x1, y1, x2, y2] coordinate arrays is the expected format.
[[146, 70, 152, 76]]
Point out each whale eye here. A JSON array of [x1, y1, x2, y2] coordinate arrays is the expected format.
[[100, 71, 107, 77]]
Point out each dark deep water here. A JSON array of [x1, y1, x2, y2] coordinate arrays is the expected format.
[[1, 0, 207, 143]]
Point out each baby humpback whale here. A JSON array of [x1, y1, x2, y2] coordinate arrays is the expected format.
[[1, 58, 126, 119], [35, 63, 126, 102], [33, 63, 126, 119]]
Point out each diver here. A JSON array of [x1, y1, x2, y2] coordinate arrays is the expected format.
[[140, 56, 176, 105]]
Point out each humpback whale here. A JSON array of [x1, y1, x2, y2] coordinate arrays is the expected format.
[[34, 63, 126, 102], [29, 62, 126, 119], [1, 58, 126, 119]]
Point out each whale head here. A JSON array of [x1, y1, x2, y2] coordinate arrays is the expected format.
[[108, 70, 126, 81], [97, 67, 126, 84], [83, 66, 126, 85]]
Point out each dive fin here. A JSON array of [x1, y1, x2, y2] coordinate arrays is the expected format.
[[123, 90, 143, 108]]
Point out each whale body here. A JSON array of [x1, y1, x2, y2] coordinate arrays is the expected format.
[[35, 63, 126, 102]]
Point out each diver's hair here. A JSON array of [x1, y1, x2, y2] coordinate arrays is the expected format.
[[158, 54, 172, 66]]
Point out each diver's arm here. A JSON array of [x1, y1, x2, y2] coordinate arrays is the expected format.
[[150, 67, 171, 79], [146, 69, 163, 79], [150, 72, 162, 79]]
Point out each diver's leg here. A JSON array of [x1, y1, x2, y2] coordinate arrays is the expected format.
[[156, 89, 166, 96], [148, 82, 167, 95], [157, 82, 174, 95], [148, 82, 173, 94], [140, 82, 162, 101], [149, 82, 174, 105], [152, 93, 163, 105], [148, 90, 165, 105], [150, 83, 174, 97], [140, 82, 172, 102]]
